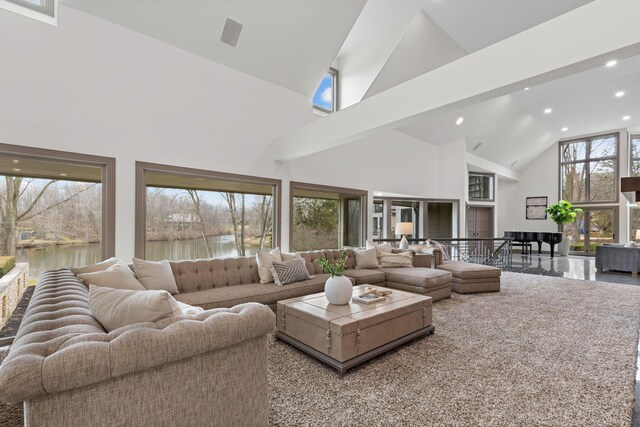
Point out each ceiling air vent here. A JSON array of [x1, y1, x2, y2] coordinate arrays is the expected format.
[[472, 142, 483, 151], [220, 17, 243, 47]]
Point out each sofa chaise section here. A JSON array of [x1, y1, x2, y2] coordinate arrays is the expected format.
[[0, 268, 275, 427], [382, 267, 452, 302]]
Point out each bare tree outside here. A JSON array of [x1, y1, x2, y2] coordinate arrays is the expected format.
[[0, 176, 100, 257]]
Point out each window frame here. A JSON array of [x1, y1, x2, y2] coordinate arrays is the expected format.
[[135, 161, 281, 259], [0, 143, 116, 260], [628, 134, 640, 241], [557, 132, 620, 205], [468, 172, 495, 202], [312, 68, 339, 114], [289, 181, 366, 251], [5, 0, 55, 16]]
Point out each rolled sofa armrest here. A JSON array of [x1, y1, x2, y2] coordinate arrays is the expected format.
[[0, 301, 275, 403]]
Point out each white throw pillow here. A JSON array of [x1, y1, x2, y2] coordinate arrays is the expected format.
[[379, 252, 413, 268], [354, 247, 380, 269], [88, 285, 183, 332], [70, 257, 121, 275], [256, 247, 282, 284], [77, 262, 145, 291], [365, 240, 393, 258], [624, 241, 638, 248], [132, 258, 179, 294], [175, 300, 205, 316]]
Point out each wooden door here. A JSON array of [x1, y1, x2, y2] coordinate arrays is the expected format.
[[467, 207, 493, 238]]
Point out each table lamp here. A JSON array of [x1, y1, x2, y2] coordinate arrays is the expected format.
[[396, 222, 413, 249], [635, 230, 640, 241]]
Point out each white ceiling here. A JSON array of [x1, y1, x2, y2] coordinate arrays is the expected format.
[[399, 54, 640, 170], [339, 0, 593, 56], [60, 0, 366, 96]]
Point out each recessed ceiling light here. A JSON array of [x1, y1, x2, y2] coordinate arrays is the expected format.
[[12, 168, 21, 172], [561, 127, 568, 132], [456, 117, 464, 125], [12, 159, 19, 164], [544, 108, 552, 114], [606, 60, 617, 67], [524, 87, 530, 91], [623, 115, 631, 121], [59, 173, 67, 177], [615, 91, 625, 98]]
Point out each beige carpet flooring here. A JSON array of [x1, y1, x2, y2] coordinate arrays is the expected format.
[[268, 272, 640, 426], [0, 272, 639, 426]]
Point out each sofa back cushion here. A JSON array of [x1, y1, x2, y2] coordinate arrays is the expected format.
[[298, 249, 356, 275], [169, 257, 260, 293]]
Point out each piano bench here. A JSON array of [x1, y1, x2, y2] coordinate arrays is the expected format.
[[511, 242, 533, 254], [436, 261, 501, 294]]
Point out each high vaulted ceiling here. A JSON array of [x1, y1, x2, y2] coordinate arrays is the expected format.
[[339, 0, 594, 55], [61, 0, 366, 96]]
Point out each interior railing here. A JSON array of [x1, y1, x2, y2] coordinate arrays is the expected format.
[[373, 238, 513, 269]]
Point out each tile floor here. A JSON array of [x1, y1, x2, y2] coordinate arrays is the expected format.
[[508, 253, 640, 285], [508, 253, 640, 426]]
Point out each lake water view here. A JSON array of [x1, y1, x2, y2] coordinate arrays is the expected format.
[[16, 235, 256, 279]]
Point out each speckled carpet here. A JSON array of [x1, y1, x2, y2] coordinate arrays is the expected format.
[[1, 272, 639, 426], [268, 272, 640, 426]]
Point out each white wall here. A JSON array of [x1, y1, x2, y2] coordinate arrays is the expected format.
[[0, 6, 472, 257], [497, 144, 558, 236], [0, 7, 316, 258]]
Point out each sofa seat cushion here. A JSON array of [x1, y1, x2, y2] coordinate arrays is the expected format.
[[381, 267, 451, 289], [175, 274, 340, 309], [343, 269, 385, 285], [437, 261, 501, 279]]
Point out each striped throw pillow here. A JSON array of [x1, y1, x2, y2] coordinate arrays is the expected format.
[[269, 258, 311, 286]]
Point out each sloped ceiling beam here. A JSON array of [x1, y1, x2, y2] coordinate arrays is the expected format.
[[271, 0, 640, 161]]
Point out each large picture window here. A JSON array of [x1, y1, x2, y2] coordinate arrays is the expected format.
[[290, 182, 365, 251], [559, 134, 618, 204], [0, 144, 115, 278], [629, 135, 640, 241], [136, 162, 280, 260]]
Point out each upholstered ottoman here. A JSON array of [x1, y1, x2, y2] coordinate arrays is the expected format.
[[381, 267, 452, 302], [436, 261, 501, 294]]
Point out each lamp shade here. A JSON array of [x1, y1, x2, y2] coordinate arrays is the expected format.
[[395, 222, 413, 236], [635, 230, 640, 240]]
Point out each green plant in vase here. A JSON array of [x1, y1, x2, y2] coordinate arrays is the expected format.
[[545, 200, 583, 256], [545, 200, 583, 225], [318, 252, 352, 304]]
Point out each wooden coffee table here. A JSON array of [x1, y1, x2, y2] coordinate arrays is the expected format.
[[276, 285, 434, 377]]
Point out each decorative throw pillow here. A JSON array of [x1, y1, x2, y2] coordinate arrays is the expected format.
[[426, 239, 450, 260], [379, 252, 413, 268], [70, 257, 121, 275], [77, 262, 145, 291], [409, 244, 436, 255], [281, 252, 302, 261], [354, 247, 380, 269], [624, 241, 639, 248], [256, 247, 282, 284], [365, 240, 393, 258], [175, 300, 205, 316], [132, 258, 179, 294], [269, 258, 311, 286], [88, 285, 183, 332]]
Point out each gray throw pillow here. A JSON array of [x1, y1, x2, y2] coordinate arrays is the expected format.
[[269, 258, 311, 286]]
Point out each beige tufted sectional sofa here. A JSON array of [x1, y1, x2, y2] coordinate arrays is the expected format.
[[0, 248, 458, 426], [171, 249, 453, 311], [0, 268, 275, 427]]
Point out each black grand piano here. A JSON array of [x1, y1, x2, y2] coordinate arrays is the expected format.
[[503, 231, 563, 258]]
